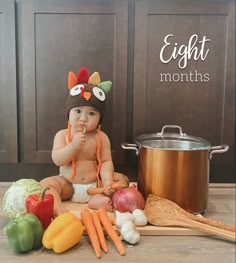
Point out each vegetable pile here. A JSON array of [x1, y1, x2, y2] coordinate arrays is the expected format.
[[6, 213, 44, 253], [81, 208, 126, 258], [112, 184, 145, 212], [115, 209, 147, 244], [3, 180, 148, 257], [43, 212, 84, 253], [3, 179, 42, 219], [26, 186, 54, 229]]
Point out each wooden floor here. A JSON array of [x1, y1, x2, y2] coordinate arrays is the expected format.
[[0, 182, 235, 263]]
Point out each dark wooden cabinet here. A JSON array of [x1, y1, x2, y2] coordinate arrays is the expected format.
[[133, 0, 235, 182], [0, 0, 18, 163], [0, 0, 235, 183], [19, 0, 128, 164]]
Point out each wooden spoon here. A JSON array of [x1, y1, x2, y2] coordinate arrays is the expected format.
[[145, 194, 236, 242]]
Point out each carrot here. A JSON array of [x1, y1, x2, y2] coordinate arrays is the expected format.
[[87, 187, 105, 195], [91, 211, 109, 253], [81, 209, 101, 258], [111, 182, 128, 190], [98, 208, 126, 256], [87, 182, 128, 195], [110, 218, 115, 225]]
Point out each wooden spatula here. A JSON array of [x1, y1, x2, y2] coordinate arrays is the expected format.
[[144, 194, 236, 242]]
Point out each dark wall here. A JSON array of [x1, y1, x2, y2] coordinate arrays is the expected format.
[[0, 0, 235, 183]]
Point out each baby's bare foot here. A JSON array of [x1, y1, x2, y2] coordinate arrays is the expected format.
[[54, 205, 69, 217], [103, 197, 113, 212], [88, 195, 114, 212]]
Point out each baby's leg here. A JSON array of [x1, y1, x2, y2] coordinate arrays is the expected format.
[[40, 176, 74, 217], [114, 172, 129, 186], [88, 194, 113, 212], [88, 173, 129, 212]]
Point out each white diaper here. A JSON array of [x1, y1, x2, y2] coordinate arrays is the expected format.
[[71, 182, 97, 203]]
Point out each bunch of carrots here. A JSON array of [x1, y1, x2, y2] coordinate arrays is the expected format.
[[81, 208, 126, 258]]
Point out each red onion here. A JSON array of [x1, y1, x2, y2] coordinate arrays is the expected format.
[[112, 184, 145, 212]]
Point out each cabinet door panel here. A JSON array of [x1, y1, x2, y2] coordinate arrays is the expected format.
[[20, 0, 128, 163], [133, 0, 235, 181], [0, 0, 17, 163]]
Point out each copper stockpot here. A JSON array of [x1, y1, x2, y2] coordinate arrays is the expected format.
[[122, 125, 229, 214]]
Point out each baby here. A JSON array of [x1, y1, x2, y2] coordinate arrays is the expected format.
[[40, 67, 129, 216]]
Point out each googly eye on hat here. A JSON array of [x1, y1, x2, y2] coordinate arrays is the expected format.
[[66, 67, 112, 118]]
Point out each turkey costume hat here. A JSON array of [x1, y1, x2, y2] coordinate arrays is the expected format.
[[66, 67, 112, 119]]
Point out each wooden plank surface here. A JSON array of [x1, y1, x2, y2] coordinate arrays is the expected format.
[[0, 183, 235, 263], [64, 201, 209, 236]]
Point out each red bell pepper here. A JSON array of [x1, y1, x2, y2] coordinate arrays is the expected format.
[[26, 186, 54, 229]]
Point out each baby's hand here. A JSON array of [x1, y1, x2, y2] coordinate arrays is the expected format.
[[103, 183, 116, 196], [71, 132, 86, 149]]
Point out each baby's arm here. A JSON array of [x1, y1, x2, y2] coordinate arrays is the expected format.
[[99, 132, 115, 194], [100, 161, 114, 185], [52, 129, 84, 166]]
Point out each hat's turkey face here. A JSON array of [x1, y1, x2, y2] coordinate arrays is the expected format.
[[70, 83, 106, 102], [66, 68, 112, 117]]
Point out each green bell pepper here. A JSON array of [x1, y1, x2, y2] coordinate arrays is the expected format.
[[6, 213, 44, 253]]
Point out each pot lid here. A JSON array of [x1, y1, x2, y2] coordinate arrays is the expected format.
[[135, 125, 211, 150]]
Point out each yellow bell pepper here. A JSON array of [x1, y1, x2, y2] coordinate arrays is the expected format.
[[42, 212, 83, 253]]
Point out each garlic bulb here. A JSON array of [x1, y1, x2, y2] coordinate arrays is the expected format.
[[132, 209, 148, 226], [115, 210, 134, 228], [120, 221, 140, 244]]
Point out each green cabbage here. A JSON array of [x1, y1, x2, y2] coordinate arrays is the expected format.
[[3, 179, 42, 219]]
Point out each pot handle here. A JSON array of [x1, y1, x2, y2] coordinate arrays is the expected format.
[[209, 144, 229, 159], [121, 143, 139, 156], [157, 125, 186, 137]]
